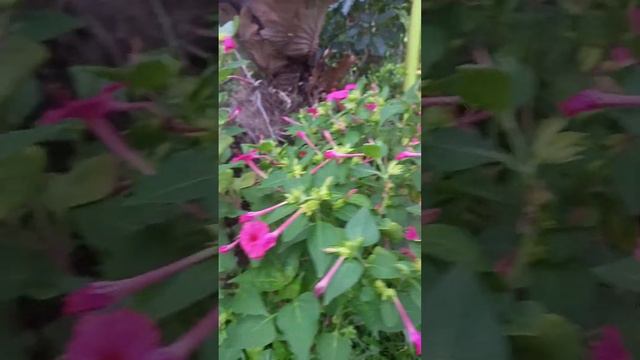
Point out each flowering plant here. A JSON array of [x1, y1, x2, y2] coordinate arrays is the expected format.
[[218, 34, 422, 359]]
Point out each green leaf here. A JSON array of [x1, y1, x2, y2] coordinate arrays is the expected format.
[[425, 127, 509, 172], [447, 66, 512, 112], [593, 257, 640, 292], [44, 155, 117, 213], [0, 36, 48, 103], [0, 122, 79, 161], [423, 224, 489, 271], [360, 143, 383, 159], [9, 10, 83, 41], [233, 254, 298, 292], [425, 267, 510, 360], [230, 285, 269, 316], [282, 214, 309, 243], [324, 260, 363, 305], [612, 142, 640, 215], [0, 147, 46, 219], [276, 292, 320, 360], [225, 315, 277, 350], [512, 314, 584, 360], [366, 247, 401, 279], [132, 259, 216, 319], [317, 332, 351, 360], [125, 149, 215, 205], [308, 222, 345, 277], [345, 207, 380, 246]]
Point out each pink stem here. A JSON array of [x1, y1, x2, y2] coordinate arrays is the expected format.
[[314, 256, 346, 297], [310, 159, 331, 174], [86, 119, 156, 175], [246, 160, 268, 179], [119, 247, 215, 295], [252, 201, 288, 217], [272, 209, 304, 237]]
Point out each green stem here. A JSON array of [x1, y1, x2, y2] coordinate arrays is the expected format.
[[403, 0, 421, 92]]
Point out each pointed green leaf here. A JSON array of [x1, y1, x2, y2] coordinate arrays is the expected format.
[[225, 315, 277, 350], [345, 207, 380, 245], [308, 222, 344, 277], [276, 292, 320, 360], [317, 332, 351, 360], [324, 260, 363, 305]]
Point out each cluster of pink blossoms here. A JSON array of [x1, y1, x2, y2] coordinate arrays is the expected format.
[[63, 247, 216, 359]]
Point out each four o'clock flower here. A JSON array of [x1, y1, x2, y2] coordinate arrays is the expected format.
[[296, 130, 320, 152], [63, 247, 215, 315], [404, 226, 420, 241], [392, 295, 422, 356], [36, 83, 155, 175], [314, 255, 346, 297], [322, 130, 337, 147], [232, 150, 268, 179], [324, 150, 365, 159], [239, 201, 288, 223], [365, 102, 377, 111], [326, 83, 358, 102], [150, 306, 217, 360], [307, 107, 319, 118], [65, 309, 161, 360], [228, 107, 241, 122], [559, 89, 640, 117], [590, 325, 631, 360], [395, 151, 421, 161], [221, 209, 305, 260], [221, 36, 236, 53]]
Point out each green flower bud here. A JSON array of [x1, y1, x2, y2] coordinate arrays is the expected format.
[[286, 188, 306, 204], [380, 218, 404, 241], [301, 200, 320, 215], [387, 161, 404, 176]]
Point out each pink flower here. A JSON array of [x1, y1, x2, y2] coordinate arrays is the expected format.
[[221, 36, 236, 53], [404, 226, 419, 241], [239, 201, 287, 223], [65, 309, 161, 360], [222, 210, 305, 260], [228, 107, 241, 122], [231, 150, 267, 179], [307, 107, 319, 118], [408, 137, 420, 146], [393, 296, 421, 356], [395, 151, 421, 161], [322, 130, 337, 147], [365, 103, 377, 111], [314, 256, 346, 297], [282, 116, 301, 125], [324, 150, 365, 159], [326, 89, 350, 102], [344, 83, 357, 91], [37, 83, 155, 175], [63, 248, 215, 315], [590, 326, 631, 360], [610, 47, 635, 66], [399, 247, 417, 262], [150, 307, 217, 360], [559, 89, 640, 117], [296, 131, 319, 152]]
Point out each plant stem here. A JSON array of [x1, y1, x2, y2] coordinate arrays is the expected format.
[[403, 0, 421, 92]]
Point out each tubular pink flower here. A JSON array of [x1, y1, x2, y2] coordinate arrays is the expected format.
[[233, 210, 305, 260], [36, 83, 155, 175], [559, 89, 640, 117], [590, 325, 631, 360], [63, 247, 215, 315], [232, 150, 267, 179], [344, 83, 357, 91], [296, 131, 319, 152], [307, 107, 319, 118], [392, 296, 422, 356], [324, 150, 365, 159], [326, 89, 350, 102], [404, 226, 419, 241], [150, 307, 217, 360], [282, 116, 301, 125], [408, 137, 420, 146], [395, 151, 421, 161], [322, 130, 337, 147], [228, 107, 241, 122], [65, 309, 161, 360], [310, 159, 331, 174], [239, 201, 288, 223], [399, 247, 417, 262], [313, 256, 346, 297], [365, 102, 377, 111], [221, 36, 236, 53]]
